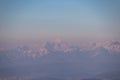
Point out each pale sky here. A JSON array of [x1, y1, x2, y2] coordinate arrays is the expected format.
[[0, 0, 120, 41]]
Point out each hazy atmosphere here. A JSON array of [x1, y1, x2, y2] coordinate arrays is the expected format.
[[1, 0, 120, 41], [0, 0, 120, 80]]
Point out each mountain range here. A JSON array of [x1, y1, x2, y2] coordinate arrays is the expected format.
[[0, 39, 120, 80]]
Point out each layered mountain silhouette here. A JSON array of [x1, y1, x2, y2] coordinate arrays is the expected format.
[[0, 39, 120, 80]]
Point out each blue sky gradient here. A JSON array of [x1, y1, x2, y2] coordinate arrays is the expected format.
[[0, 0, 120, 41]]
